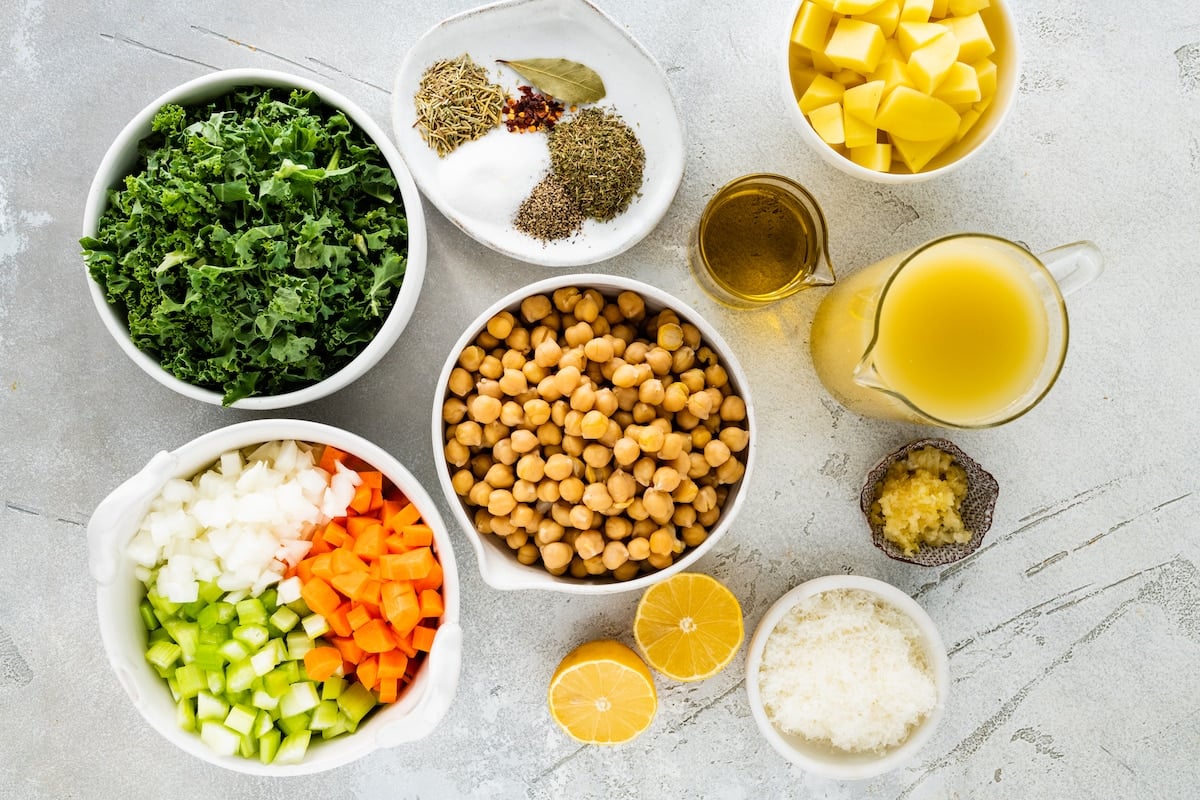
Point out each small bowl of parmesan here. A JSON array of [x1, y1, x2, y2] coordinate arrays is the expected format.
[[744, 575, 950, 779]]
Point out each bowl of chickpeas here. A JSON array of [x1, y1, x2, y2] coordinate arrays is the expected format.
[[433, 274, 755, 594]]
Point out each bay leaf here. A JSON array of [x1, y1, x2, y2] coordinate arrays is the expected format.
[[497, 58, 606, 104]]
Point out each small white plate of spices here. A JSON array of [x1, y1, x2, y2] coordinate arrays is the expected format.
[[391, 0, 685, 267]]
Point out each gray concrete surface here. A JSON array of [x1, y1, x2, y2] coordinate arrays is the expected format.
[[2, 1, 1198, 798]]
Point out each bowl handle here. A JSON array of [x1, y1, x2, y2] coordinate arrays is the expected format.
[[374, 622, 463, 748], [88, 450, 177, 586]]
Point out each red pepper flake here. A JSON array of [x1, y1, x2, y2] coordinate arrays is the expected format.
[[502, 86, 566, 133]]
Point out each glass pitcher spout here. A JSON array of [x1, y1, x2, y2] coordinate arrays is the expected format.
[[851, 356, 890, 392]]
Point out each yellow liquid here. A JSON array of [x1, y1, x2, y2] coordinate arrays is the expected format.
[[874, 248, 1049, 423], [810, 239, 1051, 426]]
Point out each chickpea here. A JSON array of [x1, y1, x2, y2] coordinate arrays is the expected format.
[[718, 425, 750, 453], [610, 363, 639, 388], [672, 478, 699, 504], [569, 505, 597, 532], [623, 341, 649, 364], [506, 326, 531, 353], [510, 429, 539, 454], [534, 338, 563, 369], [688, 452, 712, 479], [536, 422, 562, 448], [582, 443, 613, 468], [552, 286, 581, 313], [501, 349, 526, 372], [571, 528, 603, 560], [444, 439, 470, 468], [550, 400, 569, 427], [442, 397, 468, 424], [646, 552, 675, 570], [541, 541, 574, 571], [486, 311, 515, 340], [551, 502, 573, 528], [516, 293, 550, 321], [662, 382, 690, 413], [486, 489, 516, 516], [611, 322, 637, 343], [476, 331, 500, 350], [607, 470, 637, 505], [671, 347, 696, 374], [657, 322, 684, 351], [563, 320, 593, 348], [536, 519, 565, 546], [479, 355, 504, 380], [704, 439, 732, 468], [552, 365, 580, 396], [583, 336, 614, 363], [448, 367, 474, 397], [627, 497, 649, 521], [627, 536, 651, 560], [513, 480, 538, 504], [511, 501, 537, 528], [652, 466, 682, 493], [716, 457, 746, 485], [469, 395, 502, 424], [559, 477, 585, 504], [543, 453, 575, 481], [475, 379, 503, 400], [598, 540, 628, 571], [649, 527, 676, 556], [536, 479, 561, 504], [458, 345, 486, 371], [612, 561, 641, 581], [451, 469, 474, 496], [517, 543, 540, 565], [473, 510, 493, 534], [558, 346, 586, 373], [672, 504, 697, 528], [453, 420, 482, 447], [561, 435, 585, 457], [644, 347, 672, 376], [513, 453, 545, 483], [570, 383, 597, 413], [704, 363, 729, 389], [616, 290, 644, 320], [613, 437, 640, 466], [691, 427, 712, 449], [636, 425, 665, 453], [582, 482, 614, 512], [720, 394, 747, 422], [694, 485, 718, 514], [634, 378, 663, 406], [605, 516, 633, 541], [497, 368, 526, 397], [675, 409, 701, 431], [575, 289, 604, 323], [504, 530, 528, 550], [698, 507, 721, 527], [484, 463, 515, 489]]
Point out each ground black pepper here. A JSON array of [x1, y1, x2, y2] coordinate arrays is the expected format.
[[514, 175, 584, 242]]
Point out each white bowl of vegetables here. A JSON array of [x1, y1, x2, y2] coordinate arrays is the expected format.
[[81, 69, 427, 408], [88, 419, 461, 774]]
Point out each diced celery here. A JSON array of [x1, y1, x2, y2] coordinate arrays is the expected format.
[[336, 681, 377, 724], [146, 589, 181, 616], [321, 675, 347, 702], [174, 663, 207, 699], [279, 681, 321, 719], [253, 711, 275, 740], [309, 699, 340, 731], [276, 576, 303, 605], [232, 624, 269, 650], [259, 588, 278, 613], [147, 627, 171, 644], [139, 600, 160, 632], [199, 721, 241, 756], [258, 727, 281, 765], [226, 659, 257, 694], [280, 660, 301, 684], [250, 644, 280, 677], [263, 668, 292, 699], [181, 598, 207, 620], [197, 601, 235, 630], [193, 643, 226, 672], [287, 597, 311, 617], [274, 731, 311, 765], [145, 640, 182, 671], [198, 581, 225, 604], [199, 623, 230, 645], [278, 713, 311, 736], [238, 732, 257, 760], [269, 606, 300, 635], [251, 689, 280, 711], [218, 639, 250, 663], [235, 598, 268, 627], [224, 704, 257, 736], [167, 677, 181, 701], [285, 631, 314, 661], [207, 668, 226, 696], [164, 620, 200, 663], [176, 697, 197, 733], [321, 717, 348, 740], [300, 613, 329, 639], [196, 691, 229, 722]]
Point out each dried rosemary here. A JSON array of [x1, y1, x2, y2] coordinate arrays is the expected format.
[[414, 54, 505, 157], [514, 175, 584, 241], [548, 107, 645, 221]]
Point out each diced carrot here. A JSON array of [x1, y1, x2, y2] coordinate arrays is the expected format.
[[330, 636, 364, 666], [377, 677, 398, 704], [352, 524, 386, 561], [300, 577, 341, 618], [349, 483, 373, 515], [378, 649, 408, 680], [356, 655, 379, 691], [331, 548, 368, 576], [346, 604, 372, 631], [358, 471, 383, 490], [391, 629, 417, 658], [380, 548, 435, 581], [384, 534, 408, 554], [362, 579, 383, 607], [383, 584, 420, 637], [322, 521, 349, 548], [383, 500, 421, 532], [419, 589, 444, 619], [294, 557, 315, 583], [303, 647, 343, 682], [401, 524, 434, 548], [308, 535, 332, 556], [354, 618, 396, 654], [327, 603, 353, 638], [310, 552, 334, 581], [413, 560, 443, 593], [368, 488, 384, 512], [412, 625, 437, 653], [346, 516, 378, 538], [331, 570, 369, 602], [318, 445, 347, 474]]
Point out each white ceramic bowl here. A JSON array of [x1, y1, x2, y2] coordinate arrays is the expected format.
[[390, 0, 685, 267], [87, 419, 461, 775], [781, 0, 1020, 183], [744, 575, 950, 779], [432, 274, 756, 594], [82, 68, 427, 409]]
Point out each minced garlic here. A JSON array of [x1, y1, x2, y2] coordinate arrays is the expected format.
[[870, 446, 971, 556]]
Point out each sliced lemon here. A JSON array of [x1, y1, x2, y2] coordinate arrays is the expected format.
[[548, 639, 657, 745], [634, 572, 744, 682]]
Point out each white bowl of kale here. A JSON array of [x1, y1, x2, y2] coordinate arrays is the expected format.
[[81, 69, 426, 408]]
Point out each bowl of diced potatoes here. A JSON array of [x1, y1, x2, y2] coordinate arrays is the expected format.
[[783, 0, 1019, 181]]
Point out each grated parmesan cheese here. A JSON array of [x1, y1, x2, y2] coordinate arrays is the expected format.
[[757, 588, 938, 753]]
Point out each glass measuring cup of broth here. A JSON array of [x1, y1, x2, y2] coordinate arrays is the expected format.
[[809, 234, 1103, 428], [688, 174, 835, 308]]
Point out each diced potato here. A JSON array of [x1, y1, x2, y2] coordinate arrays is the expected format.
[[947, 0, 989, 15], [824, 19, 887, 74], [843, 109, 878, 147], [851, 142, 893, 171], [832, 67, 866, 87], [931, 0, 949, 17], [870, 58, 914, 92], [843, 79, 886, 122], [896, 21, 947, 58], [932, 61, 981, 104], [899, 0, 934, 24], [811, 47, 842, 73], [792, 1, 837, 52], [955, 107, 982, 142], [808, 102, 847, 144], [973, 57, 997, 99], [874, 86, 960, 141], [855, 0, 902, 37], [907, 29, 959, 94], [937, 12, 994, 62], [832, 0, 886, 12], [790, 44, 815, 69], [799, 74, 846, 112], [890, 134, 953, 171], [790, 65, 822, 96]]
